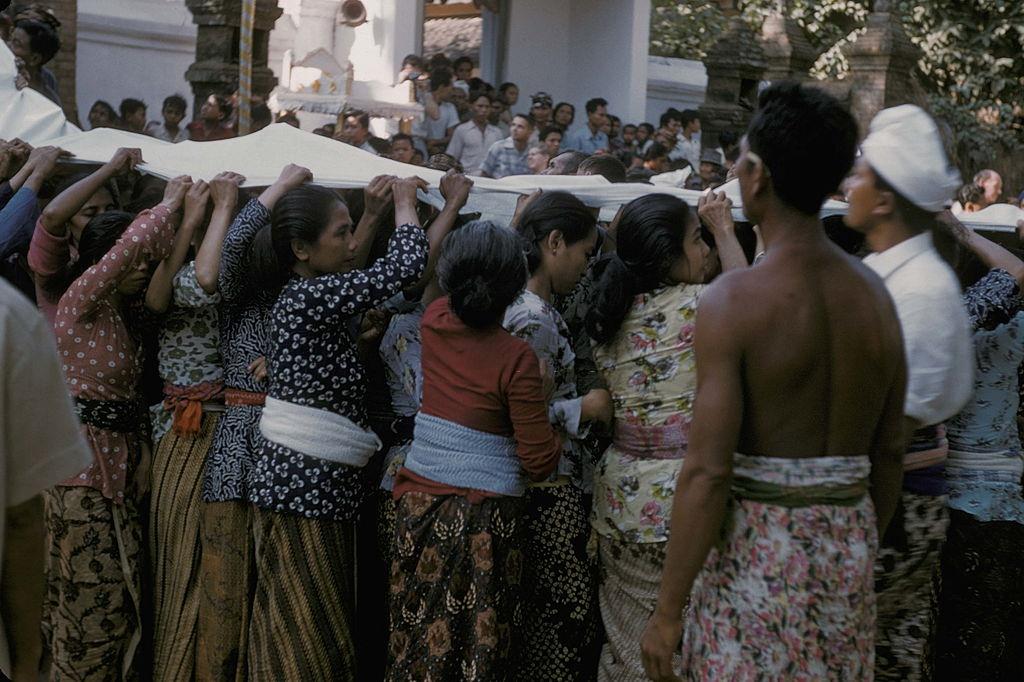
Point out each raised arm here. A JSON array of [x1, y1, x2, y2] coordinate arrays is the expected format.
[[351, 174, 397, 269], [65, 179, 187, 320], [415, 170, 472, 290], [0, 147, 64, 261], [698, 190, 749, 271], [641, 283, 744, 682], [278, 177, 428, 326], [218, 164, 312, 302], [194, 171, 245, 293], [145, 180, 209, 313], [39, 147, 141, 237]]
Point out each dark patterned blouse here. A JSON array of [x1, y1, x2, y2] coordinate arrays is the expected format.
[[249, 222, 428, 521], [203, 199, 277, 502]]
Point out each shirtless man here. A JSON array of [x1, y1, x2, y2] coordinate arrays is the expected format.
[[639, 82, 907, 680]]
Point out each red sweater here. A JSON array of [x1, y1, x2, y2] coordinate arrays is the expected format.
[[393, 297, 561, 500]]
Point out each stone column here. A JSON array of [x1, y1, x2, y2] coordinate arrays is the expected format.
[[760, 0, 815, 82], [844, 0, 924, 135], [185, 0, 283, 118], [698, 0, 766, 150], [48, 0, 79, 125]]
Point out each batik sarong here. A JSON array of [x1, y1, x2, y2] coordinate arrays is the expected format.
[[597, 537, 673, 682], [523, 483, 600, 681], [933, 509, 1024, 680], [42, 485, 143, 681], [247, 510, 357, 682], [874, 490, 949, 681], [149, 411, 220, 682], [682, 454, 878, 681], [387, 491, 526, 681], [196, 500, 255, 682]]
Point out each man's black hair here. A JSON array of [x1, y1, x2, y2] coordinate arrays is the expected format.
[[585, 97, 608, 115], [681, 109, 700, 127], [429, 67, 453, 92], [658, 110, 681, 129], [119, 98, 146, 119], [746, 81, 857, 216], [163, 94, 187, 113]]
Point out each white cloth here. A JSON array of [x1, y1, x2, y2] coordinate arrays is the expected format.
[[259, 396, 382, 467], [863, 232, 974, 426], [0, 41, 79, 142], [860, 104, 961, 212], [446, 120, 505, 175], [0, 279, 92, 676]]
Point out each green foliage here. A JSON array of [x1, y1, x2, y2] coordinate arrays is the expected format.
[[649, 0, 1024, 153]]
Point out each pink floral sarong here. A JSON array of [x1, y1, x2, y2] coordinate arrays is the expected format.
[[681, 454, 878, 681]]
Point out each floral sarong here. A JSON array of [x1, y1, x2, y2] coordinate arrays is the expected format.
[[682, 454, 878, 680], [387, 491, 525, 680]]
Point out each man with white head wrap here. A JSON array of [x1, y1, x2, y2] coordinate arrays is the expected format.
[[843, 103, 974, 681]]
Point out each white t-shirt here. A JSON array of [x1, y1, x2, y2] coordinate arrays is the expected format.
[[423, 101, 460, 142], [0, 279, 92, 676], [863, 231, 974, 425]]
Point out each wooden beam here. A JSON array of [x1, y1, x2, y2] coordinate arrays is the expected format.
[[425, 3, 481, 20]]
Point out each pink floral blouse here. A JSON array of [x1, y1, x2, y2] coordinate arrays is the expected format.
[[592, 283, 705, 543], [54, 205, 175, 501]]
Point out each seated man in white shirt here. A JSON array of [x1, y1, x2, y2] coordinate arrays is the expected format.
[[446, 92, 504, 176], [843, 104, 973, 681], [0, 278, 92, 682]]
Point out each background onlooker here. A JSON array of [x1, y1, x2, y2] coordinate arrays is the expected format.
[[145, 94, 188, 143], [119, 98, 148, 135], [187, 94, 235, 142]]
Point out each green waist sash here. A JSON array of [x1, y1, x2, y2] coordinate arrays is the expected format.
[[732, 475, 869, 508]]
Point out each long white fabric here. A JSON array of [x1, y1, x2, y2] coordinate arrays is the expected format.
[[1, 42, 1020, 232]]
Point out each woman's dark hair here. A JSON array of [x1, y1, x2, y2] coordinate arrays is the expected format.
[[14, 19, 59, 63], [577, 155, 627, 183], [438, 220, 527, 328], [243, 224, 284, 296], [515, 191, 596, 273], [67, 211, 134, 283], [554, 102, 575, 125], [269, 184, 344, 276], [586, 194, 693, 344]]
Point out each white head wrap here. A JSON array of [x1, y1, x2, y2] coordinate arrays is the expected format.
[[860, 104, 961, 212]]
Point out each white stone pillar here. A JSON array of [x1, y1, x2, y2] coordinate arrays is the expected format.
[[347, 0, 421, 85]]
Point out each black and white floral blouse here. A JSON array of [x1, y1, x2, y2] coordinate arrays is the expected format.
[[249, 222, 428, 521], [203, 199, 277, 502]]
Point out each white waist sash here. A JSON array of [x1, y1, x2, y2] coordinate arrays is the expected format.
[[259, 396, 382, 467]]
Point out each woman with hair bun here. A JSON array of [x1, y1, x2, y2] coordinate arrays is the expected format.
[[503, 190, 611, 678], [388, 221, 562, 680], [247, 171, 428, 680], [585, 192, 744, 680]]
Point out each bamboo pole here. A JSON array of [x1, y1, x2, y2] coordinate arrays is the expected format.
[[238, 0, 255, 134]]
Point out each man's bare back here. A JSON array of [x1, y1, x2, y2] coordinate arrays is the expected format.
[[713, 236, 906, 460]]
